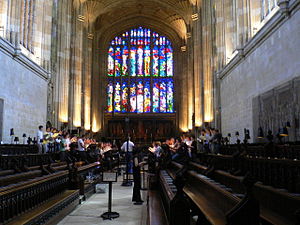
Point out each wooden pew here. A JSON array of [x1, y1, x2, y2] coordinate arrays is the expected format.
[[167, 162, 244, 225], [0, 170, 42, 186], [0, 161, 100, 224], [179, 160, 300, 225], [147, 190, 169, 225]]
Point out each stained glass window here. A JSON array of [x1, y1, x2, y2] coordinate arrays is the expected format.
[[106, 26, 174, 113]]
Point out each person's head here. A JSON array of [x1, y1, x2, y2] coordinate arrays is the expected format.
[[176, 137, 182, 143], [165, 139, 170, 145], [170, 137, 175, 144], [38, 125, 43, 131], [155, 141, 161, 147], [46, 127, 51, 132], [191, 135, 195, 140]]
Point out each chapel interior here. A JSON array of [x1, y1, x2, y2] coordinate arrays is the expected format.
[[0, 0, 300, 224]]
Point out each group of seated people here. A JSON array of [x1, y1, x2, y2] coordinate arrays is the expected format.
[[33, 125, 225, 168], [147, 128, 222, 164]]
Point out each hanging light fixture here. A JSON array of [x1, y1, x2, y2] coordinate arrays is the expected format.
[[286, 121, 291, 128]]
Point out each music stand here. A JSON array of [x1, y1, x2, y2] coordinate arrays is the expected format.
[[100, 172, 119, 220]]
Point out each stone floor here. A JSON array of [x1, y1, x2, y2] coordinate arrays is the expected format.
[[57, 178, 147, 225]]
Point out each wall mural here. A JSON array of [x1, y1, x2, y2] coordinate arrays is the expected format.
[[253, 78, 300, 142]]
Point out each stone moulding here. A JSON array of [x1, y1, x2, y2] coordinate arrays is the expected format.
[[0, 36, 49, 81], [218, 0, 300, 80]]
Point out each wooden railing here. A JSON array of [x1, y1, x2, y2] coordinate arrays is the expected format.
[[219, 144, 300, 160], [0, 145, 38, 155], [197, 153, 300, 193], [0, 171, 69, 224]]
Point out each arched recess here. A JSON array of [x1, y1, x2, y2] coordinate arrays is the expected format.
[[91, 19, 189, 138]]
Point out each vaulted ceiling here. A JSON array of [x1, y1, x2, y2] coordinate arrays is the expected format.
[[75, 0, 198, 44]]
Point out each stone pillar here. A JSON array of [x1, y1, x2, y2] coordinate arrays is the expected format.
[[71, 7, 84, 128], [83, 30, 93, 131], [192, 7, 203, 128], [51, 0, 73, 128], [0, 0, 8, 39], [202, 0, 214, 123], [179, 46, 189, 132], [249, 0, 262, 36], [187, 27, 194, 130]]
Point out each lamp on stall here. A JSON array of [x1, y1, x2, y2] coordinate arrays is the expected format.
[[14, 136, 19, 144], [10, 128, 14, 144], [22, 133, 27, 144], [245, 129, 251, 140], [257, 127, 264, 139], [266, 130, 274, 142], [235, 131, 240, 144], [227, 133, 231, 143], [279, 127, 288, 137], [27, 136, 32, 145]]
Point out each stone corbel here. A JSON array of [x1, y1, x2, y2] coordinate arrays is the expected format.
[[277, 0, 290, 17], [13, 32, 21, 57], [236, 47, 244, 59]]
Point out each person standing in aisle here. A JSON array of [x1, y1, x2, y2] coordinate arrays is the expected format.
[[121, 137, 135, 174], [132, 148, 145, 205]]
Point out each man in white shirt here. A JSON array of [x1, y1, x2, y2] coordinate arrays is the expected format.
[[77, 135, 87, 162], [121, 137, 134, 152], [121, 137, 134, 175], [36, 125, 43, 154]]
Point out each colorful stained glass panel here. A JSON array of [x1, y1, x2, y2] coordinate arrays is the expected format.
[[122, 46, 129, 76], [130, 47, 136, 77], [160, 81, 167, 112], [108, 47, 114, 76], [106, 27, 174, 114], [153, 81, 160, 113], [159, 46, 166, 77], [144, 80, 151, 113], [107, 81, 113, 112], [137, 46, 143, 76], [114, 81, 121, 112], [114, 47, 121, 77], [167, 80, 174, 112], [130, 82, 137, 112], [137, 80, 144, 113], [121, 81, 128, 112], [144, 46, 151, 76], [166, 45, 173, 77], [153, 46, 159, 77]]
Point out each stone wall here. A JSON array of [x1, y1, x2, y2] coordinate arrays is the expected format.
[[0, 41, 48, 143], [220, 8, 300, 142]]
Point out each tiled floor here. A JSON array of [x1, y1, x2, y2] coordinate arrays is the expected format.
[[57, 178, 147, 225]]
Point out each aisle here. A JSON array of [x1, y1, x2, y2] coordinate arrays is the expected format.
[[58, 178, 147, 225]]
